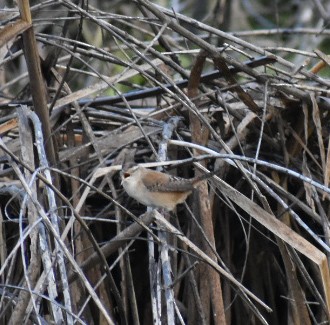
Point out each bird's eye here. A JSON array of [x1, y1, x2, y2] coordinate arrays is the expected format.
[[124, 172, 131, 178]]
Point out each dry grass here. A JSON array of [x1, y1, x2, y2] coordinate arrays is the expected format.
[[0, 0, 329, 324]]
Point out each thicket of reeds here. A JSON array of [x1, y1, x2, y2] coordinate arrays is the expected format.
[[0, 1, 329, 324]]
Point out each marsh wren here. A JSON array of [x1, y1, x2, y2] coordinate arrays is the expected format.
[[121, 165, 218, 211]]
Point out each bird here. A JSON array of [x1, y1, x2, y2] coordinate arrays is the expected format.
[[121, 164, 219, 211]]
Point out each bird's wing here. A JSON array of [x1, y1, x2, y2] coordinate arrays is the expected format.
[[142, 171, 194, 192]]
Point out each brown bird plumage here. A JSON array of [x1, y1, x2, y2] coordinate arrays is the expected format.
[[121, 165, 218, 210]]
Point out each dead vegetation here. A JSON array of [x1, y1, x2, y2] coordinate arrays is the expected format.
[[0, 0, 330, 324]]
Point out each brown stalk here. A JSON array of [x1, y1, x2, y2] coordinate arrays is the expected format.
[[187, 50, 226, 325], [18, 0, 59, 184]]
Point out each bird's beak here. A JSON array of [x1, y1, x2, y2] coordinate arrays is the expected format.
[[120, 171, 131, 185]]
